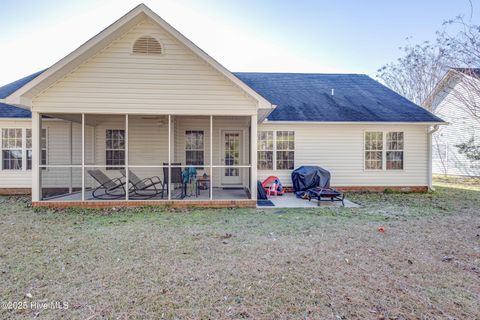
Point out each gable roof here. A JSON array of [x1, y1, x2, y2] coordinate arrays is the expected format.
[[5, 4, 272, 110], [0, 103, 32, 118], [234, 73, 445, 123], [0, 70, 45, 99]]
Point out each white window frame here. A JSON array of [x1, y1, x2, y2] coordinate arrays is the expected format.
[[257, 131, 274, 170], [364, 131, 405, 171], [105, 129, 126, 170], [386, 132, 404, 170], [257, 130, 295, 171], [26, 128, 48, 171], [185, 130, 205, 166], [1, 128, 24, 171]]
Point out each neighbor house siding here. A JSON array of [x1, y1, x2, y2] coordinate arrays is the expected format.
[[31, 18, 257, 116], [432, 78, 480, 176], [258, 123, 430, 187]]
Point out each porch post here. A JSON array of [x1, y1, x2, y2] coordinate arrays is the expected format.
[[69, 121, 73, 194], [210, 115, 213, 200], [250, 114, 257, 200], [81, 113, 85, 201], [168, 115, 171, 200], [31, 112, 41, 202], [125, 114, 129, 201]]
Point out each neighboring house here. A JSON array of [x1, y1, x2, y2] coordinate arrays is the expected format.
[[428, 68, 480, 177], [0, 4, 444, 208]]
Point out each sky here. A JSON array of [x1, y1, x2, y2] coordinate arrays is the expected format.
[[0, 0, 478, 85]]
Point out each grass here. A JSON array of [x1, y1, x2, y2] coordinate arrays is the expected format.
[[1, 176, 479, 319]]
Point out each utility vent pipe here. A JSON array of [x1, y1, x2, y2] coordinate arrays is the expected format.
[[331, 88, 335, 96]]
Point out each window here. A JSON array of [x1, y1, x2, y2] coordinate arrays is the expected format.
[[133, 36, 162, 55], [106, 129, 125, 169], [257, 131, 273, 170], [185, 131, 204, 166], [26, 129, 47, 170], [386, 132, 404, 170], [276, 131, 295, 170], [365, 131, 405, 170], [2, 128, 22, 170], [365, 132, 383, 170], [257, 130, 295, 170]]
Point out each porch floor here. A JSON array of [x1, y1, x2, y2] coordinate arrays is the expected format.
[[43, 187, 249, 202], [262, 193, 360, 208]]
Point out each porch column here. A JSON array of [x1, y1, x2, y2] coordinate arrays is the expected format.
[[125, 114, 129, 200], [31, 112, 41, 201], [250, 114, 257, 200], [210, 115, 213, 200], [168, 115, 171, 200], [81, 113, 85, 201]]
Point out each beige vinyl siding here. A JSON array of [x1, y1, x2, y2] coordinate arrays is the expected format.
[[32, 18, 257, 115], [432, 78, 480, 176], [257, 123, 429, 187]]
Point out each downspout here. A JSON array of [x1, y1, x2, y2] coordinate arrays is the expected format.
[[427, 125, 440, 191]]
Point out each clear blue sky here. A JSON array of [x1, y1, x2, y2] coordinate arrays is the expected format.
[[0, 0, 478, 84]]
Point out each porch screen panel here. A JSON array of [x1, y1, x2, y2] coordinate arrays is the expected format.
[[2, 128, 22, 170], [276, 131, 294, 170], [26, 129, 47, 170], [257, 131, 273, 170]]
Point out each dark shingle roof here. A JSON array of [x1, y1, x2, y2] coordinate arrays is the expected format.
[[0, 70, 444, 122], [234, 72, 444, 122], [0, 69, 45, 99], [0, 103, 31, 118]]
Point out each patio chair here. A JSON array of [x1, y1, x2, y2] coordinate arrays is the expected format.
[[120, 169, 164, 199], [163, 163, 186, 198], [87, 169, 127, 200]]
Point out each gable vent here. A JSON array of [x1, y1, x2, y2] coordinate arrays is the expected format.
[[133, 36, 162, 55]]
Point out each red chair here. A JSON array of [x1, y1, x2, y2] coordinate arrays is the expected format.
[[262, 176, 284, 196]]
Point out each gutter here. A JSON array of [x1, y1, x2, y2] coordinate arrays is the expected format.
[[427, 124, 441, 191]]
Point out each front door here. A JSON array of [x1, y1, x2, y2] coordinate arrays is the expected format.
[[221, 130, 242, 185]]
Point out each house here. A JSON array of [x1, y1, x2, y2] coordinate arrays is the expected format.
[[428, 68, 480, 177], [0, 4, 445, 208]]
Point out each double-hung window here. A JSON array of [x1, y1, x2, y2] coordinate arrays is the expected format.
[[257, 131, 273, 170], [2, 129, 22, 170], [365, 131, 404, 170], [386, 132, 404, 170], [185, 130, 204, 166], [364, 132, 383, 170], [106, 129, 125, 169], [276, 131, 295, 170], [257, 130, 295, 170], [26, 129, 47, 170]]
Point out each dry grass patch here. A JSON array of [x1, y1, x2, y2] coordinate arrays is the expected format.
[[0, 180, 479, 319]]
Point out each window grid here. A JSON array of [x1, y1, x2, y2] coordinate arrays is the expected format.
[[106, 129, 125, 170], [386, 132, 404, 170], [276, 131, 295, 170], [185, 130, 204, 166], [2, 128, 22, 170], [364, 132, 383, 170], [257, 131, 273, 170]]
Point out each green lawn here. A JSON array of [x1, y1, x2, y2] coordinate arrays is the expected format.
[[1, 177, 479, 319]]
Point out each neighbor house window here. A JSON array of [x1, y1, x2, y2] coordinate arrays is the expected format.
[[386, 132, 404, 170], [365, 131, 405, 170], [26, 129, 47, 170], [276, 131, 295, 170], [257, 131, 273, 170], [106, 129, 125, 169], [2, 128, 22, 170], [365, 132, 383, 170], [185, 130, 204, 166]]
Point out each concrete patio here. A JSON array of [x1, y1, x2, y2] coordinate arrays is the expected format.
[[260, 193, 360, 208]]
